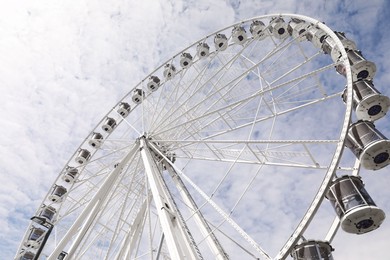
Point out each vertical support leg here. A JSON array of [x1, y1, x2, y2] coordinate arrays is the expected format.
[[165, 165, 229, 260], [115, 198, 148, 260], [139, 138, 200, 260]]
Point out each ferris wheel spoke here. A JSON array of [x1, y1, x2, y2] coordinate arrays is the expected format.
[[153, 89, 340, 143], [146, 67, 191, 131], [260, 45, 296, 79], [152, 76, 245, 136], [116, 114, 143, 138], [82, 144, 136, 168], [75, 197, 123, 259], [183, 74, 336, 139], [153, 83, 264, 137], [47, 145, 140, 260], [117, 196, 152, 259], [151, 35, 298, 134], [148, 54, 220, 132], [219, 91, 340, 140], [152, 73, 246, 135], [55, 154, 143, 231], [274, 82, 321, 106], [101, 169, 148, 259], [149, 45, 253, 133], [269, 51, 323, 87], [165, 159, 272, 259], [257, 37, 301, 77], [57, 180, 109, 221], [147, 63, 196, 131]]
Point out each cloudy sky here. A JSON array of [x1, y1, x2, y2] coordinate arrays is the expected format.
[[1, 0, 390, 259]]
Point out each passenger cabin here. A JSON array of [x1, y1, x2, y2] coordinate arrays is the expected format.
[[117, 102, 131, 117], [132, 89, 145, 104], [163, 64, 176, 80], [196, 42, 210, 58], [345, 120, 390, 170], [20, 251, 35, 260], [39, 206, 56, 222], [269, 17, 289, 39], [336, 50, 376, 81], [180, 53, 193, 68], [75, 149, 91, 165], [214, 34, 228, 51], [250, 20, 268, 40], [62, 166, 79, 183], [306, 25, 327, 49], [147, 76, 161, 92], [48, 185, 67, 202], [232, 26, 247, 45], [334, 31, 357, 51], [291, 240, 334, 260], [342, 80, 390, 122], [102, 117, 116, 133], [326, 175, 385, 234], [322, 36, 342, 63], [288, 18, 309, 41], [89, 132, 104, 149], [25, 227, 45, 249]]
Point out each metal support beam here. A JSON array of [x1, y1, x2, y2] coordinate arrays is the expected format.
[[139, 137, 200, 260], [47, 144, 139, 260], [158, 149, 271, 259], [115, 198, 148, 260], [155, 234, 164, 260], [165, 165, 229, 259]]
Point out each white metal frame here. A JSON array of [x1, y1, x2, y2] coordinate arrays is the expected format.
[[15, 13, 368, 260]]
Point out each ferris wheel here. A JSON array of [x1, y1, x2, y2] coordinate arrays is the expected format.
[[15, 14, 390, 260]]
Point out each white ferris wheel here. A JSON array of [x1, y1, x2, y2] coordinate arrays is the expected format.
[[15, 14, 390, 260]]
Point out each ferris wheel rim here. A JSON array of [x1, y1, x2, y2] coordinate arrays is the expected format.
[[16, 13, 356, 260]]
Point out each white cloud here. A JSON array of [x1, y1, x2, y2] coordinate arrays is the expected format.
[[1, 0, 389, 259]]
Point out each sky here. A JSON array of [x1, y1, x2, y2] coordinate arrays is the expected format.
[[1, 0, 390, 259]]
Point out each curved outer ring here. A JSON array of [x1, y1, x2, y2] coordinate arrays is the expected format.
[[274, 14, 353, 259], [18, 13, 354, 259]]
